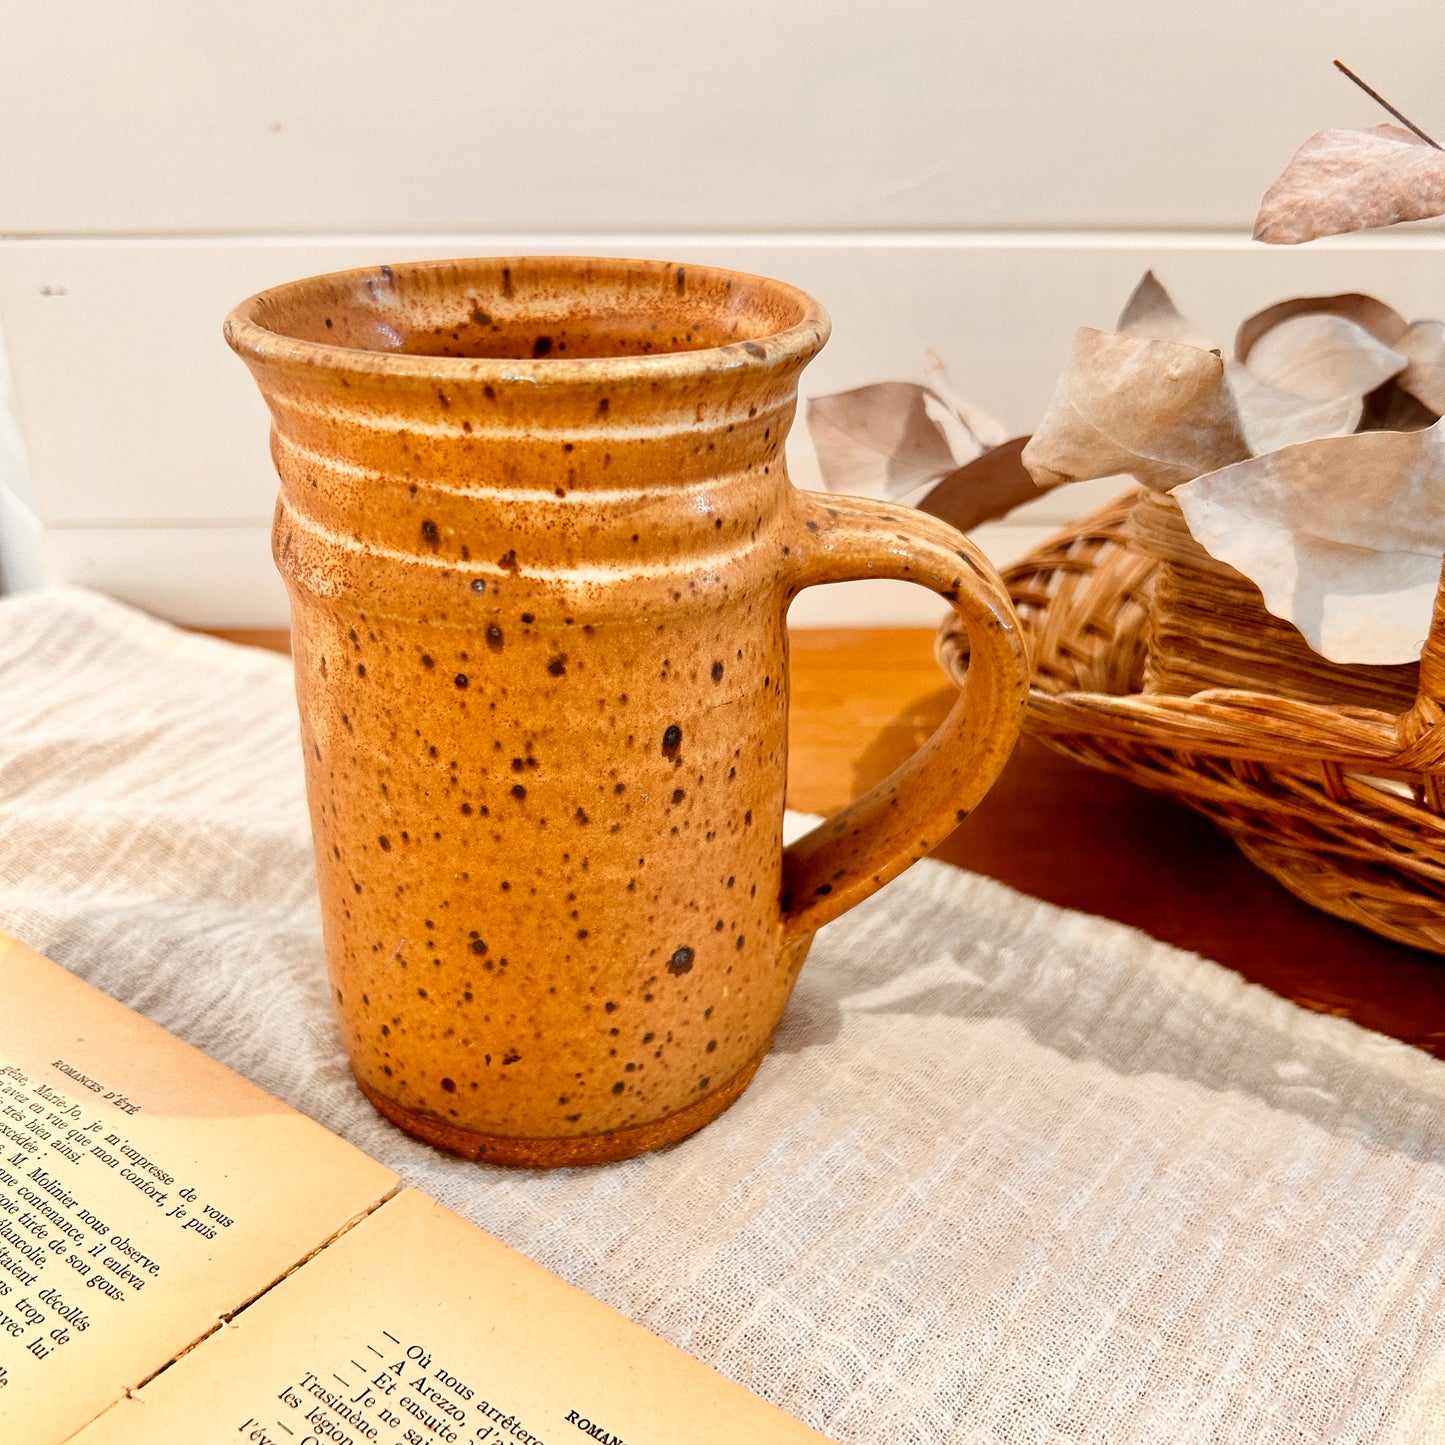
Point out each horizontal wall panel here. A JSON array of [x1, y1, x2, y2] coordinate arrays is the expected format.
[[25, 520, 1059, 630], [6, 228, 1445, 626], [33, 524, 290, 627], [5, 231, 1445, 529], [1, 2, 1440, 235]]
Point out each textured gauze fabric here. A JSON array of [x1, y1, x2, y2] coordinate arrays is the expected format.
[[1, 588, 1444, 1444]]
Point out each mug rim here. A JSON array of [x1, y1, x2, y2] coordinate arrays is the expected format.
[[224, 254, 831, 386]]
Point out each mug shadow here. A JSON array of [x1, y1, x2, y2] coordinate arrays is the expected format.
[[774, 678, 957, 1058], [777, 663, 1445, 1165], [772, 887, 1445, 1170]]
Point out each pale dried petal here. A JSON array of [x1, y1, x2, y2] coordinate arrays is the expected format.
[[922, 349, 1009, 450], [806, 382, 965, 500], [1234, 293, 1407, 362], [1175, 421, 1445, 663], [1225, 361, 1362, 454], [1116, 271, 1215, 351], [1398, 319, 1445, 413], [1254, 123, 1445, 244], [920, 390, 986, 471], [1242, 313, 1405, 402], [1021, 327, 1248, 492]]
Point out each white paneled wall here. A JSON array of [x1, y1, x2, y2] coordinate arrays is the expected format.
[[4, 1, 1445, 625]]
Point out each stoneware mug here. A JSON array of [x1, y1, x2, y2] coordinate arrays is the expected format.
[[225, 256, 1028, 1167]]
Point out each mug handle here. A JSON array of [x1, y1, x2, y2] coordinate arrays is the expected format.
[[779, 490, 1030, 938]]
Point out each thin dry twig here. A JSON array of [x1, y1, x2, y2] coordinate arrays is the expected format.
[[1333, 59, 1441, 150]]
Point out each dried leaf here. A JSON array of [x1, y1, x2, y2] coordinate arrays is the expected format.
[[1022, 327, 1248, 491], [1235, 293, 1407, 361], [1175, 421, 1445, 664], [923, 350, 1009, 451], [1225, 361, 1362, 453], [806, 382, 971, 500], [1241, 313, 1405, 402], [1397, 319, 1445, 413], [1109, 274, 1359, 455], [1254, 123, 1445, 245], [916, 437, 1039, 533], [1116, 271, 1215, 351], [1228, 299, 1409, 451], [1358, 378, 1439, 432]]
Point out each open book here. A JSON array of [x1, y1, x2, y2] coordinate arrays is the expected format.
[[0, 932, 827, 1443]]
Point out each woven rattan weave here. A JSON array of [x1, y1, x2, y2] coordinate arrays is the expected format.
[[938, 489, 1445, 953]]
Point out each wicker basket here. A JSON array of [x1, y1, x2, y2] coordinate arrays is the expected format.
[[938, 488, 1445, 954]]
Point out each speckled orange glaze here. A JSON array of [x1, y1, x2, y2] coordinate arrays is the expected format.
[[226, 257, 1028, 1166]]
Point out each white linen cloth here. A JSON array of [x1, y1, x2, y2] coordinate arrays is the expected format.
[[2, 588, 1444, 1445]]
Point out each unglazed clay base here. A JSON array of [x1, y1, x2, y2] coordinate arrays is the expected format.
[[355, 1042, 769, 1167]]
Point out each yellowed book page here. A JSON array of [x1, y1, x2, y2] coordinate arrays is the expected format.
[[0, 933, 399, 1443], [76, 1187, 830, 1445]]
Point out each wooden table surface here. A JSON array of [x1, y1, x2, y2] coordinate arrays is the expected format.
[[214, 625, 1445, 1060]]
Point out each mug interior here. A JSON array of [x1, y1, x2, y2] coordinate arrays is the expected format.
[[239, 256, 816, 364]]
